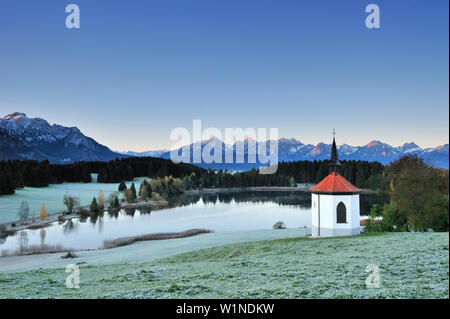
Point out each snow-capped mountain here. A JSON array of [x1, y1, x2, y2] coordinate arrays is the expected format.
[[118, 150, 168, 157], [0, 112, 126, 163], [154, 138, 449, 170], [339, 144, 358, 155], [1, 112, 448, 169], [395, 142, 422, 153]]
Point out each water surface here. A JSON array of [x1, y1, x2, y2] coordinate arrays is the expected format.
[[0, 191, 312, 252], [0, 190, 387, 254]]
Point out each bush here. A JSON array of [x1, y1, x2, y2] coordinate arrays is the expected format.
[[382, 202, 408, 232], [78, 208, 90, 217], [369, 204, 383, 219], [151, 192, 161, 200], [61, 251, 77, 259], [0, 224, 7, 236], [364, 201, 417, 233], [364, 218, 387, 233], [430, 194, 449, 232]]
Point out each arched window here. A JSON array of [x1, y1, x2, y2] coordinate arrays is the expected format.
[[337, 202, 347, 223]]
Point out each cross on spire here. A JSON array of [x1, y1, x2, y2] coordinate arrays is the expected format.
[[332, 128, 336, 139]]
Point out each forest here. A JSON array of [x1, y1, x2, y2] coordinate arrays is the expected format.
[[0, 157, 385, 196], [364, 155, 449, 232], [0, 157, 204, 195]]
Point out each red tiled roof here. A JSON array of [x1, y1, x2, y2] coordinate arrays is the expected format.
[[309, 172, 361, 194]]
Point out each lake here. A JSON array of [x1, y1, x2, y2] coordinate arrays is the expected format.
[[0, 191, 386, 254], [0, 175, 146, 223], [0, 191, 310, 252]]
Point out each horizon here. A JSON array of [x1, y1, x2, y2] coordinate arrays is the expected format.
[[1, 110, 447, 152], [1, 0, 448, 151], [0, 1, 449, 303]]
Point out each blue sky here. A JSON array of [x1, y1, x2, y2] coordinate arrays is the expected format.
[[0, 0, 448, 151]]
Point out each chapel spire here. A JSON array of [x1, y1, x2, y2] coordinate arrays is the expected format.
[[329, 128, 341, 173]]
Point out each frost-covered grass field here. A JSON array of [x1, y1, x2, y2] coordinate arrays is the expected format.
[[0, 232, 448, 299]]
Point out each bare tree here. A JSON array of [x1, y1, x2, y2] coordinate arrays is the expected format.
[[63, 195, 80, 214], [18, 200, 29, 224]]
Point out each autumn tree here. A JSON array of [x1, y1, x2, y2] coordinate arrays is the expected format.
[[124, 189, 136, 203], [40, 203, 47, 220], [98, 190, 105, 211]]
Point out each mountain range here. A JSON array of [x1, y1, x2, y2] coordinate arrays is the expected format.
[[154, 137, 449, 170], [0, 112, 126, 163], [0, 112, 448, 169]]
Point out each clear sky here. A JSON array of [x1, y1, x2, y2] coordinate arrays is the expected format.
[[0, 0, 448, 151]]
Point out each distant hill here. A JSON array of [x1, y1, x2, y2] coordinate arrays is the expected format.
[[116, 150, 168, 158], [0, 112, 127, 163]]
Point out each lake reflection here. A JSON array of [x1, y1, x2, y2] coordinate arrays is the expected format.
[[0, 191, 386, 253]]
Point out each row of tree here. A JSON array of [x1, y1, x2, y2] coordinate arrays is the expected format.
[[15, 200, 47, 225], [276, 159, 385, 189], [0, 157, 386, 196], [0, 160, 91, 195], [0, 158, 201, 196], [95, 157, 205, 183]]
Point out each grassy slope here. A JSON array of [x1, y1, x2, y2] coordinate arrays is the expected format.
[[0, 232, 448, 299]]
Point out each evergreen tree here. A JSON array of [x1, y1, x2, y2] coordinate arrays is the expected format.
[[113, 196, 120, 208], [90, 197, 99, 214], [130, 183, 137, 197], [118, 181, 127, 192]]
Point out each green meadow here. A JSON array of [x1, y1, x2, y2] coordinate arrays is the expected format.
[[0, 232, 448, 299]]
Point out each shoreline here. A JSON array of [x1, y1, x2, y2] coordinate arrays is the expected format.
[[0, 228, 311, 273], [0, 186, 379, 233], [1, 228, 214, 257]]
